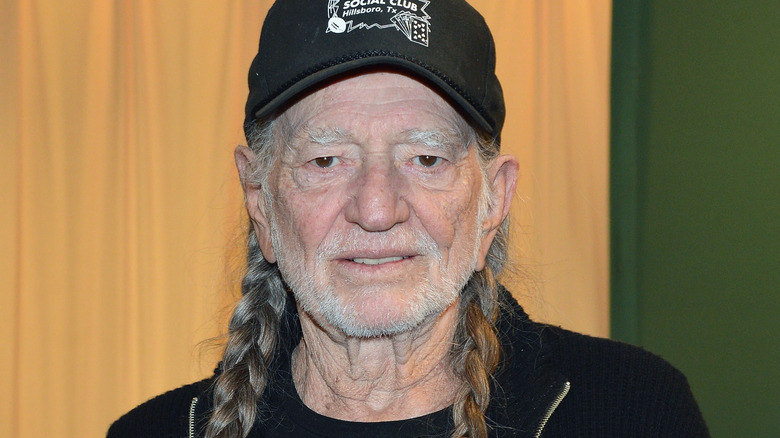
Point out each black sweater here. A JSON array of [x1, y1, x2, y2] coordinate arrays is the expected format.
[[108, 290, 709, 437]]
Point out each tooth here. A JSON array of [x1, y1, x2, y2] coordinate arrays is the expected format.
[[353, 256, 404, 265]]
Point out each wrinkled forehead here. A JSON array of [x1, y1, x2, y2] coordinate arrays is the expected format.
[[275, 71, 476, 145]]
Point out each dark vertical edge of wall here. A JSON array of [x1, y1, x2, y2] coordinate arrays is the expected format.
[[609, 0, 646, 344]]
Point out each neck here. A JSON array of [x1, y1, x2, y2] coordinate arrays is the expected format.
[[292, 300, 462, 422]]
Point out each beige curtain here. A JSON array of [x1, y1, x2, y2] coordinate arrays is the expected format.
[[0, 1, 610, 436], [490, 0, 612, 339]]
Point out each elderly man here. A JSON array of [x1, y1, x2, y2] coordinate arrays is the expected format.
[[109, 0, 709, 437]]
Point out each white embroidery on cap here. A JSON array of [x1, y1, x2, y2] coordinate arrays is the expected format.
[[327, 0, 431, 47]]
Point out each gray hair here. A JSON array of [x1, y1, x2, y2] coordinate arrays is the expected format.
[[205, 118, 510, 438]]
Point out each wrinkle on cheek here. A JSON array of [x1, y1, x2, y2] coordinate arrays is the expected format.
[[291, 169, 315, 189], [435, 179, 483, 266], [276, 183, 344, 260], [406, 166, 461, 192], [287, 163, 320, 190]]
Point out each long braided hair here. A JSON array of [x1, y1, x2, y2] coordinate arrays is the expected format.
[[205, 120, 509, 438]]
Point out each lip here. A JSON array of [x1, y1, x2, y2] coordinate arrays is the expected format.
[[338, 254, 415, 265], [334, 253, 418, 272], [351, 256, 408, 265], [334, 248, 420, 261]]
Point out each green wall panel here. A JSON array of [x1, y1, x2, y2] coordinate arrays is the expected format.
[[611, 1, 780, 436]]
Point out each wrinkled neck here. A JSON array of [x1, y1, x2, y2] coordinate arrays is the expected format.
[[292, 301, 461, 422]]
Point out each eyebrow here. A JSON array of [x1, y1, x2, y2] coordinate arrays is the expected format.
[[402, 128, 467, 151], [302, 126, 350, 146], [294, 126, 468, 152]]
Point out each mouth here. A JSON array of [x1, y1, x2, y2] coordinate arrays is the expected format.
[[350, 256, 409, 265]]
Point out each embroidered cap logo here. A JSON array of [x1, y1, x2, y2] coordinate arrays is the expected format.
[[327, 0, 431, 47]]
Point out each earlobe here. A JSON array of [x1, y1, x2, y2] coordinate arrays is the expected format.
[[235, 145, 277, 264], [475, 154, 519, 271]]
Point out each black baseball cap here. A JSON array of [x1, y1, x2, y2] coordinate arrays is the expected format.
[[244, 0, 505, 142]]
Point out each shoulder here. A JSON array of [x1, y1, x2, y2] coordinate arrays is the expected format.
[[496, 292, 689, 390], [107, 378, 212, 438], [537, 326, 710, 437], [493, 289, 708, 436], [540, 324, 685, 387]]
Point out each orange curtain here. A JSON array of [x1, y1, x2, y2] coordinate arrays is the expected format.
[[488, 0, 612, 338], [0, 1, 611, 436]]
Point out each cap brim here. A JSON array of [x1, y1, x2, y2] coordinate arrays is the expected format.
[[251, 56, 494, 136]]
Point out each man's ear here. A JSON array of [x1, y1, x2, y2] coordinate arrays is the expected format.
[[476, 154, 519, 271], [235, 145, 276, 264]]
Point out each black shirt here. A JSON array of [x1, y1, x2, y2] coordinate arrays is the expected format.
[[108, 287, 710, 437], [257, 355, 452, 438]]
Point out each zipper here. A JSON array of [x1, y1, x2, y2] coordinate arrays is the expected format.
[[533, 381, 570, 438], [188, 396, 199, 438]]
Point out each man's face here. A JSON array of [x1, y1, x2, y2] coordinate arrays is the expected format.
[[254, 72, 498, 337]]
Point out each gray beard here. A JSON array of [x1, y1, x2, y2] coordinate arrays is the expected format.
[[269, 219, 481, 338]]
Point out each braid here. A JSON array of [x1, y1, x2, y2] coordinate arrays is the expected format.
[[450, 266, 501, 438], [205, 232, 287, 438], [450, 130, 508, 437]]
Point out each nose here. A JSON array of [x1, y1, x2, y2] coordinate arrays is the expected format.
[[344, 159, 410, 232]]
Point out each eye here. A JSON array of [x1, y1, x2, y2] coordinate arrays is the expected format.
[[312, 156, 339, 168], [413, 155, 442, 167]]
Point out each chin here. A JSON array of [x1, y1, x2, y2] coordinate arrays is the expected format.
[[313, 287, 459, 338]]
